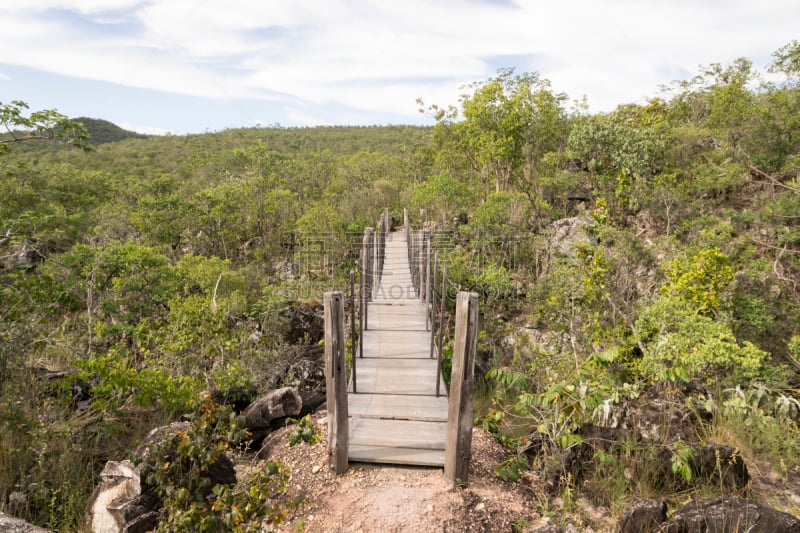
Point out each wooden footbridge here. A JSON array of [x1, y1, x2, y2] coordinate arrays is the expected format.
[[324, 208, 479, 485]]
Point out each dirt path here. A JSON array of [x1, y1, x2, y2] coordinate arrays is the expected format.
[[260, 413, 544, 533]]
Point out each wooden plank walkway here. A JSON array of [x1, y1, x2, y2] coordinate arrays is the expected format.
[[348, 229, 448, 467]]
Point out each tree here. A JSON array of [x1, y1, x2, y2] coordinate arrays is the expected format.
[[567, 99, 671, 215], [411, 171, 476, 222], [770, 40, 800, 85], [1, 100, 90, 155], [664, 58, 757, 156], [420, 69, 569, 197]]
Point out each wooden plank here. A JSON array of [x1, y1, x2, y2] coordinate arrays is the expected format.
[[372, 288, 417, 301], [353, 360, 444, 395], [367, 306, 427, 330], [364, 336, 430, 359], [324, 291, 349, 474], [349, 393, 448, 421], [444, 292, 478, 485], [349, 418, 445, 450], [361, 330, 431, 358], [348, 445, 444, 466]]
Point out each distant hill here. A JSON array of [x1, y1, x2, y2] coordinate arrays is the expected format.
[[73, 117, 149, 145]]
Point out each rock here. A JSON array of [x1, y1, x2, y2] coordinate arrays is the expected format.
[[648, 442, 750, 492], [522, 516, 561, 533], [508, 327, 574, 358], [267, 344, 326, 394], [0, 512, 50, 532], [655, 497, 800, 532], [617, 499, 667, 533], [616, 382, 708, 442], [273, 259, 298, 281], [86, 460, 166, 533], [299, 391, 327, 417], [548, 216, 597, 259], [135, 421, 190, 460], [0, 243, 42, 270], [121, 510, 159, 533], [87, 460, 142, 533], [275, 300, 324, 344], [209, 384, 259, 412], [243, 387, 303, 431], [688, 443, 749, 492]]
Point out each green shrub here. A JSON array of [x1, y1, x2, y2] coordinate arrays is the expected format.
[[139, 396, 315, 532]]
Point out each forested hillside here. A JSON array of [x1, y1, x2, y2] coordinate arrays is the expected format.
[[1, 41, 799, 531]]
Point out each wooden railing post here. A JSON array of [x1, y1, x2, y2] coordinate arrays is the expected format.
[[403, 207, 409, 237], [435, 265, 447, 398], [349, 271, 357, 393], [444, 291, 478, 485], [418, 231, 427, 302], [324, 291, 349, 474]]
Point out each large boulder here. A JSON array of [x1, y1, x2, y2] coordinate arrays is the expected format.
[[655, 497, 800, 533], [265, 345, 326, 395], [687, 443, 749, 492], [0, 513, 50, 532], [617, 499, 668, 533], [243, 387, 303, 431], [87, 460, 158, 533], [548, 216, 597, 259]]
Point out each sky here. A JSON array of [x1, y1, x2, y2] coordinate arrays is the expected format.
[[1, 1, 798, 135]]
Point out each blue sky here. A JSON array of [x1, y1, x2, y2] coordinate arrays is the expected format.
[[1, 1, 797, 134]]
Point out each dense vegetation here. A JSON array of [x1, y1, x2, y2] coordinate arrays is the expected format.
[[1, 40, 799, 530]]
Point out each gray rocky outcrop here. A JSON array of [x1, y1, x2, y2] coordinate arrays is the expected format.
[[0, 512, 50, 532], [87, 460, 157, 533], [548, 216, 597, 259], [655, 497, 800, 532], [243, 387, 303, 431], [522, 516, 562, 533], [617, 499, 668, 533], [275, 300, 324, 344], [617, 496, 800, 532]]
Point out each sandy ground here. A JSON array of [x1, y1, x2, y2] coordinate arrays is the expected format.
[[257, 412, 542, 533]]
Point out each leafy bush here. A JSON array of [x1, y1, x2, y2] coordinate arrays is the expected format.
[[139, 396, 317, 532], [635, 295, 768, 383]]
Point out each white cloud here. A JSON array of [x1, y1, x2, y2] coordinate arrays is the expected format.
[[117, 122, 173, 135], [1, 0, 798, 130], [283, 108, 332, 127]]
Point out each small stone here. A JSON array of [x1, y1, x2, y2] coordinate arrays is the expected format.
[[475, 502, 486, 512], [312, 465, 321, 474], [426, 504, 434, 513]]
